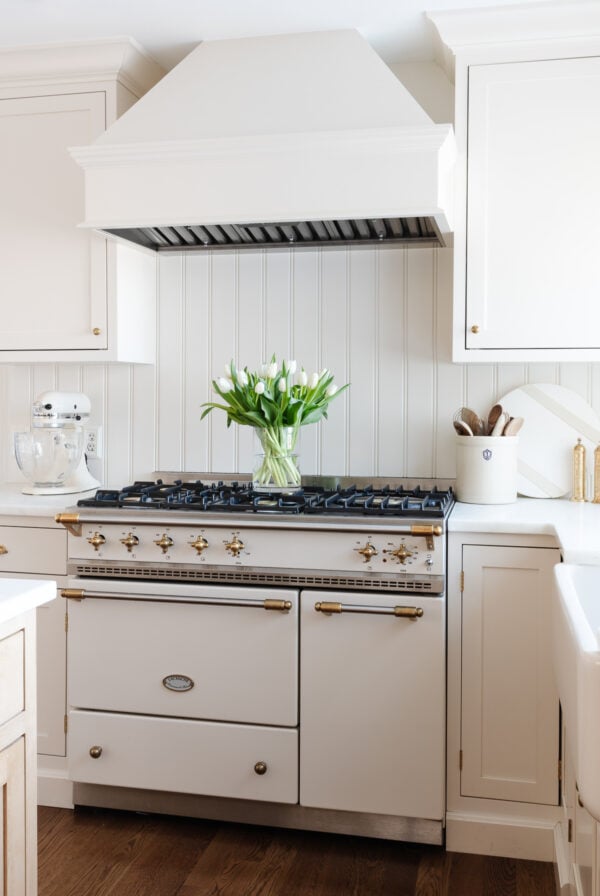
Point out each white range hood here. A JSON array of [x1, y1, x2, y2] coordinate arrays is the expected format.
[[71, 29, 455, 251]]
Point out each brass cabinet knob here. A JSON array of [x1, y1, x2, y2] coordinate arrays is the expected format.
[[254, 761, 267, 775], [154, 534, 174, 554], [225, 535, 244, 557], [470, 325, 480, 334], [89, 746, 103, 759], [87, 532, 106, 551], [355, 542, 377, 563], [92, 328, 101, 336], [190, 536, 208, 555], [120, 533, 139, 552], [0, 544, 7, 555]]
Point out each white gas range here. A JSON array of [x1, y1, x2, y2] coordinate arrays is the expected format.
[[56, 477, 454, 846]]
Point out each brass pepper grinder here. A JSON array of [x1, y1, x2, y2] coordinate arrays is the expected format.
[[593, 444, 600, 503], [572, 438, 586, 502]]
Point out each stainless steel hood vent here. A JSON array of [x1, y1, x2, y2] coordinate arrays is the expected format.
[[107, 216, 442, 252], [71, 30, 455, 251]]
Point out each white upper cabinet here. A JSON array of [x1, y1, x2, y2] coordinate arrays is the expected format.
[[0, 40, 163, 362], [429, 2, 600, 362]]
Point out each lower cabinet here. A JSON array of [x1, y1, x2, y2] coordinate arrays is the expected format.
[[0, 737, 27, 893], [559, 726, 600, 896], [447, 532, 562, 860]]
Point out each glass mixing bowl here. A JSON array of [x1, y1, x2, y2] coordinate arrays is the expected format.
[[14, 429, 84, 488]]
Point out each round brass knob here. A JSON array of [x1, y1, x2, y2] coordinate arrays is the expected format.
[[0, 544, 7, 555], [89, 746, 103, 759], [225, 535, 245, 557], [190, 536, 209, 555], [355, 542, 378, 563], [154, 534, 174, 554], [471, 325, 480, 334], [254, 761, 267, 775], [120, 532, 139, 552], [92, 327, 101, 336], [87, 532, 106, 551]]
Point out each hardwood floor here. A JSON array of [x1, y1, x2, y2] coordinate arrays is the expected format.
[[38, 806, 556, 896]]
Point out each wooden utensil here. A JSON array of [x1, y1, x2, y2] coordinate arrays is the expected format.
[[453, 420, 474, 436], [491, 412, 508, 436], [486, 403, 503, 435], [502, 416, 524, 436], [455, 407, 484, 436]]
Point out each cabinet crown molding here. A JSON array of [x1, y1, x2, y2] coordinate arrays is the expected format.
[[0, 37, 165, 98]]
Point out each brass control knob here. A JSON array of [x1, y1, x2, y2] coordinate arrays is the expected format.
[[254, 761, 267, 775], [355, 542, 378, 563], [385, 544, 413, 565], [87, 532, 106, 551], [190, 536, 209, 555], [89, 746, 103, 759], [120, 533, 139, 553], [225, 535, 245, 557], [154, 534, 174, 554]]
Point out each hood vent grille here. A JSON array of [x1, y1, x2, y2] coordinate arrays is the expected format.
[[106, 216, 442, 252]]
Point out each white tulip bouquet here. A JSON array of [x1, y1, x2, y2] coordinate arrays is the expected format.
[[201, 355, 348, 488]]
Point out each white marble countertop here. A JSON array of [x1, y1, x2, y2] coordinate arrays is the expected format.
[[0, 482, 92, 519], [0, 578, 55, 625], [450, 497, 600, 564]]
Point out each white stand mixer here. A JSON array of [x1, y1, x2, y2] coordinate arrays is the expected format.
[[14, 391, 101, 495]]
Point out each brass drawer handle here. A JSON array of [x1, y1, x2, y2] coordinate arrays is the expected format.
[[0, 544, 7, 555], [315, 602, 423, 619]]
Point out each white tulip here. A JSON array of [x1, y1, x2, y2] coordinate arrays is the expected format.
[[260, 363, 269, 376], [296, 370, 308, 387], [216, 377, 232, 393], [267, 362, 278, 379], [278, 377, 287, 392], [255, 381, 265, 395], [319, 367, 329, 379], [224, 362, 233, 377], [286, 360, 297, 375], [325, 384, 338, 397], [308, 372, 319, 389], [236, 369, 248, 387]]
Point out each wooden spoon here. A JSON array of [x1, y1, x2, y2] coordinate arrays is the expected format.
[[502, 416, 524, 436], [455, 407, 484, 436], [491, 412, 508, 436], [453, 420, 474, 436], [486, 403, 503, 435]]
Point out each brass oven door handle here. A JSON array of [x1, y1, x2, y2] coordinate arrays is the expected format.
[[314, 602, 423, 619], [61, 590, 292, 612]]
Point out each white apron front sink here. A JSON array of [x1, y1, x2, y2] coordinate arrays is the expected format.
[[553, 563, 600, 820]]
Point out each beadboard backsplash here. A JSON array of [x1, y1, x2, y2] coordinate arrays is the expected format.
[[2, 244, 599, 489]]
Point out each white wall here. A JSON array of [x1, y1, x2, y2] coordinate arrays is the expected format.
[[2, 243, 599, 489]]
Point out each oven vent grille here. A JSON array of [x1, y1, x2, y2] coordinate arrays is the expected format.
[[74, 564, 439, 593]]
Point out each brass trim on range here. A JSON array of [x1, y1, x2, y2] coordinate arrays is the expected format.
[[410, 524, 443, 551], [61, 589, 85, 601], [55, 513, 82, 537], [314, 601, 423, 619], [263, 598, 292, 612]]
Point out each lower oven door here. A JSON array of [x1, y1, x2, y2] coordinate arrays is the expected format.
[[300, 589, 445, 821], [65, 578, 298, 726]]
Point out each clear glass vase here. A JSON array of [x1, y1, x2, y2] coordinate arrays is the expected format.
[[253, 426, 301, 492]]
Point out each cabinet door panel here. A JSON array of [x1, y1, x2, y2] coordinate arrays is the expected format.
[[461, 544, 560, 803], [0, 737, 26, 894], [0, 92, 107, 351], [466, 57, 600, 351]]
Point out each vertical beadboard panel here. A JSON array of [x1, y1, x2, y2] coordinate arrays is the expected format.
[[465, 364, 496, 423], [292, 249, 320, 475], [81, 365, 107, 487], [320, 248, 349, 475], [156, 254, 185, 472], [526, 363, 560, 384], [405, 248, 435, 476], [434, 249, 464, 478], [3, 366, 32, 484], [237, 252, 266, 474], [184, 254, 211, 472], [348, 249, 377, 475], [377, 248, 405, 476], [264, 250, 292, 360], [210, 252, 238, 473], [559, 364, 592, 402], [495, 364, 528, 401], [131, 362, 157, 480], [104, 365, 133, 488]]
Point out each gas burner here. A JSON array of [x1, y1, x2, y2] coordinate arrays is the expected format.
[[77, 480, 454, 518]]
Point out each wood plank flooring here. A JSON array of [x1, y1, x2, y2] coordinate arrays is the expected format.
[[38, 806, 556, 896]]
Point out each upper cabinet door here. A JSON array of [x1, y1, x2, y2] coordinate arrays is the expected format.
[[0, 91, 107, 351], [463, 56, 600, 359]]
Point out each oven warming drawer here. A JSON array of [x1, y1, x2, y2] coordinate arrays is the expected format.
[[69, 710, 298, 804]]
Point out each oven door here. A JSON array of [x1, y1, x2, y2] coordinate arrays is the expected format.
[[300, 589, 445, 820], [65, 578, 298, 727]]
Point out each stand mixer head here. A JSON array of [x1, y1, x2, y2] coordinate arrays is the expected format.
[[14, 391, 101, 495]]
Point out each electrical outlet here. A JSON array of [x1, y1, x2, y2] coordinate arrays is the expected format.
[[84, 426, 103, 460]]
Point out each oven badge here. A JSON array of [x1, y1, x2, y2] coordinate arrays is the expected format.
[[162, 674, 194, 692], [482, 448, 492, 461]]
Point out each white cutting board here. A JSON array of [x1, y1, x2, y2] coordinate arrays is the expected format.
[[496, 384, 600, 498]]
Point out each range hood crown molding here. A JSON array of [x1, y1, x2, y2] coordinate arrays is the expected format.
[[72, 29, 456, 251]]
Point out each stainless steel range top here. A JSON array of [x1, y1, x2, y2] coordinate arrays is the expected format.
[[56, 477, 454, 593]]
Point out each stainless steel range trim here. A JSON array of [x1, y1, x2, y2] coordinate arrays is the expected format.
[[69, 561, 445, 593]]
